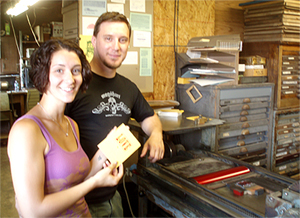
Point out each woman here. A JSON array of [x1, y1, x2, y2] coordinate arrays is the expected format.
[[7, 39, 123, 217]]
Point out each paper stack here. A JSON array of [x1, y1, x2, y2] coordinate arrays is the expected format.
[[240, 0, 300, 43]]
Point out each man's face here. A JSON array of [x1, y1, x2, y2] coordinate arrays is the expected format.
[[92, 21, 130, 70]]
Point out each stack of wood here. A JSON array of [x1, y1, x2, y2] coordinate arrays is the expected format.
[[240, 0, 300, 43]]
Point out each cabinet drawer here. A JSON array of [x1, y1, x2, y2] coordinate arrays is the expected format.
[[223, 113, 267, 123], [220, 108, 267, 118], [274, 160, 300, 174], [219, 141, 267, 156], [219, 132, 265, 150], [219, 119, 268, 132], [276, 146, 299, 157], [276, 153, 299, 165], [231, 148, 267, 167], [220, 96, 269, 105], [282, 71, 299, 76], [219, 125, 268, 139], [277, 141, 300, 150], [277, 133, 297, 140], [220, 86, 272, 100], [220, 102, 269, 112], [282, 55, 299, 62]]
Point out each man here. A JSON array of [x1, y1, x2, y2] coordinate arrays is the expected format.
[[65, 12, 164, 217]]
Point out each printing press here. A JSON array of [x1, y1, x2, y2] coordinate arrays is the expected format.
[[129, 113, 299, 218], [135, 148, 299, 217]]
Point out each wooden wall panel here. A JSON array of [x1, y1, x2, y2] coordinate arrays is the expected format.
[[177, 0, 215, 46], [153, 47, 176, 100], [153, 0, 215, 100], [215, 0, 248, 39]]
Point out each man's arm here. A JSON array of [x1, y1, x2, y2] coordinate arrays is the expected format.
[[139, 113, 164, 163]]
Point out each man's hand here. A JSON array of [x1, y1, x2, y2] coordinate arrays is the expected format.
[[140, 131, 164, 163], [139, 113, 165, 163]]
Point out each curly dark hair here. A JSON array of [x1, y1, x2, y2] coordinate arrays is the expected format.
[[30, 39, 92, 93], [93, 12, 131, 38]]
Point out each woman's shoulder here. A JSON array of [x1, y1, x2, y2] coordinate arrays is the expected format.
[[10, 115, 43, 137], [8, 114, 47, 155]]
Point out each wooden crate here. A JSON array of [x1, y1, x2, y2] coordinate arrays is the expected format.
[[241, 42, 300, 110]]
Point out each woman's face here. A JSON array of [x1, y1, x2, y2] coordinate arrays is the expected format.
[[47, 49, 83, 103]]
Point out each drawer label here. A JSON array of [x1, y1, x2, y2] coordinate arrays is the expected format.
[[223, 132, 230, 137], [253, 161, 260, 166], [276, 151, 288, 157], [279, 165, 287, 171], [282, 71, 291, 75], [283, 81, 297, 84]]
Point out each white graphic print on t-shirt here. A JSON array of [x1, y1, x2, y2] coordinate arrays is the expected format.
[[92, 91, 131, 117]]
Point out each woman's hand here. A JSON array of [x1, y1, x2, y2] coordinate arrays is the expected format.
[[93, 162, 123, 187]]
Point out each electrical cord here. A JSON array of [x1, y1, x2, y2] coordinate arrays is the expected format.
[[123, 172, 136, 218], [9, 16, 21, 59], [26, 12, 40, 47]]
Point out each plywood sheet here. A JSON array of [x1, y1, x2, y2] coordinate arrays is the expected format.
[[177, 0, 215, 46], [153, 0, 175, 46], [153, 47, 175, 100], [153, 0, 215, 100]]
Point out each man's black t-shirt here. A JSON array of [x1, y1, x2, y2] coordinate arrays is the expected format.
[[65, 72, 154, 204]]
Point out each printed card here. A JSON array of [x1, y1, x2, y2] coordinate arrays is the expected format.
[[98, 123, 141, 167]]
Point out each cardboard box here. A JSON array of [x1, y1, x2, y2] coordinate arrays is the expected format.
[[240, 56, 266, 65], [244, 68, 267, 77], [34, 25, 51, 42], [51, 22, 63, 38]]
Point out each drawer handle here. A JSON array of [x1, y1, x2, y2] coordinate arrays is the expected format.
[[240, 110, 248, 116], [243, 98, 251, 103], [242, 122, 250, 128], [240, 116, 248, 122], [240, 147, 248, 153], [242, 104, 250, 110], [241, 129, 250, 135], [237, 140, 245, 146], [237, 135, 245, 140]]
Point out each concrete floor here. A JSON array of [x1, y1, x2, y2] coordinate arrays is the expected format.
[[1, 141, 19, 217]]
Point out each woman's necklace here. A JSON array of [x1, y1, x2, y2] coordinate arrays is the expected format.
[[37, 102, 69, 137]]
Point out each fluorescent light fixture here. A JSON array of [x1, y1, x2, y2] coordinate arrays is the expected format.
[[7, 0, 40, 16]]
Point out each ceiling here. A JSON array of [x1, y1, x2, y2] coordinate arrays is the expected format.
[[1, 0, 63, 37]]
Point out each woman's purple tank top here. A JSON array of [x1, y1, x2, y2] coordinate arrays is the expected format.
[[16, 115, 91, 217]]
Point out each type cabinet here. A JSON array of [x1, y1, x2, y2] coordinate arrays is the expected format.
[[177, 83, 274, 170], [241, 42, 300, 110], [271, 108, 300, 179]]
